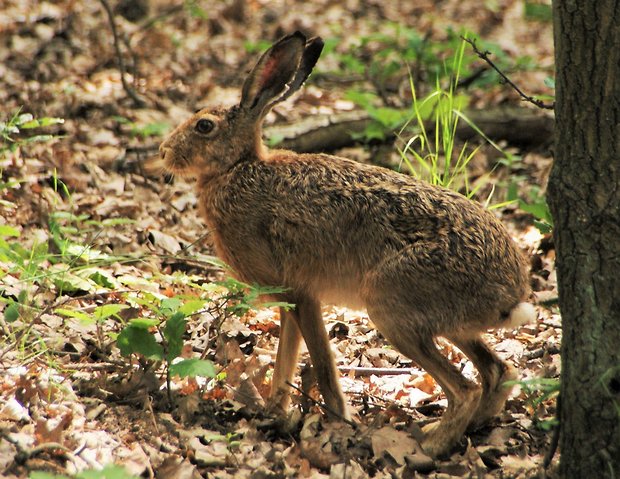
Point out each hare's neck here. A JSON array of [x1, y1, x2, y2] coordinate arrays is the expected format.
[[197, 171, 227, 196]]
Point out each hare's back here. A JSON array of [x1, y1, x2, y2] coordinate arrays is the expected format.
[[264, 153, 507, 254], [258, 154, 523, 274]]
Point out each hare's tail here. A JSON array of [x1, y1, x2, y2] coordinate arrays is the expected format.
[[504, 302, 537, 328]]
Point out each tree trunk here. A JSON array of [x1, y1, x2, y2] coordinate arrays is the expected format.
[[549, 2, 620, 478]]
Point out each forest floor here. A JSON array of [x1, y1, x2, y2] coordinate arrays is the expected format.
[[1, 1, 560, 478]]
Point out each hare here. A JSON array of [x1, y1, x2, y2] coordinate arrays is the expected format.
[[158, 31, 535, 457]]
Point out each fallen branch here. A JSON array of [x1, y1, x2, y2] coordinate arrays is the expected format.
[[338, 366, 417, 376], [265, 106, 554, 153]]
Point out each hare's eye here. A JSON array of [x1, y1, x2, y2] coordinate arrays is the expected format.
[[195, 119, 215, 134]]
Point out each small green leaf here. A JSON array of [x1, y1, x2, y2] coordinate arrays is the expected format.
[[52, 269, 95, 293], [160, 297, 182, 316], [266, 133, 284, 147], [524, 1, 552, 22], [179, 299, 209, 315], [163, 312, 186, 361], [20, 116, 64, 129], [77, 464, 140, 479], [56, 308, 94, 324], [169, 358, 217, 378], [534, 220, 553, 234], [0, 225, 20, 237], [93, 304, 129, 321], [100, 217, 136, 227], [127, 317, 160, 329], [4, 303, 19, 322], [88, 270, 117, 288], [117, 325, 163, 359]]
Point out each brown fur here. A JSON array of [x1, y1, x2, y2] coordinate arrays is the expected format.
[[158, 31, 535, 457]]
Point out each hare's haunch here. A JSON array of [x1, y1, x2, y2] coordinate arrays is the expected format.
[[159, 31, 536, 457]]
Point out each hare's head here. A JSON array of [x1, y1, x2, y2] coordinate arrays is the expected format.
[[158, 31, 323, 177]]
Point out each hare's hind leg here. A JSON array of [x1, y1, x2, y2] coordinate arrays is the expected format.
[[363, 256, 480, 456], [270, 307, 303, 412], [449, 336, 517, 428], [288, 295, 350, 420], [368, 314, 480, 457]]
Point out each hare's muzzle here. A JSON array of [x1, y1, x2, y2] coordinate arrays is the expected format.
[[159, 142, 169, 161], [146, 142, 174, 174], [158, 142, 174, 168]]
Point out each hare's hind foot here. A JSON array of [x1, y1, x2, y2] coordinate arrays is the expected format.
[[449, 336, 518, 429], [470, 363, 517, 428], [420, 385, 481, 457]]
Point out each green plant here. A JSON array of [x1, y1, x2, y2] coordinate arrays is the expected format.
[[0, 177, 137, 361], [114, 278, 293, 399], [184, 0, 208, 20], [113, 116, 170, 138], [0, 109, 64, 156], [30, 464, 139, 479], [523, 0, 553, 22], [326, 24, 533, 93], [510, 377, 560, 430], [244, 39, 273, 54], [508, 183, 553, 233], [397, 38, 512, 198], [117, 295, 215, 384], [345, 90, 411, 142]]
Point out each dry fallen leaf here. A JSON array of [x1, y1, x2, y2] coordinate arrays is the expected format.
[[370, 426, 418, 465], [157, 456, 202, 479]]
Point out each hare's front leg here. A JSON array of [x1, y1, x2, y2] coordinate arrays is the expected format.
[[291, 295, 350, 420], [270, 307, 302, 412]]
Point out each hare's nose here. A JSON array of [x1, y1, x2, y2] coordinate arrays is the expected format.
[[159, 142, 169, 160]]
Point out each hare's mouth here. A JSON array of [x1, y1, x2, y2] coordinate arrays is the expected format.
[[170, 154, 193, 174], [158, 148, 191, 174]]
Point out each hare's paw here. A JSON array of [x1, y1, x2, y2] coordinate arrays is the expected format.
[[470, 364, 518, 428], [420, 422, 456, 458]]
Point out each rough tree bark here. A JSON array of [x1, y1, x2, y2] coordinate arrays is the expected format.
[[548, 1, 620, 478]]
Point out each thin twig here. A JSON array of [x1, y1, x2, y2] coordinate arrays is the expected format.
[[138, 4, 185, 32], [99, 0, 146, 107], [462, 36, 554, 110], [285, 380, 358, 429]]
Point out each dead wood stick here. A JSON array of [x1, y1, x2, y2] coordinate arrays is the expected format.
[[338, 366, 418, 376], [99, 0, 146, 107]]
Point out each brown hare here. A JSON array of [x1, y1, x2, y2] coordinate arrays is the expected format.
[[158, 31, 535, 457]]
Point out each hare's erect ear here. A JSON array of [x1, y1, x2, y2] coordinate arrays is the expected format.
[[271, 36, 323, 107], [240, 32, 324, 115]]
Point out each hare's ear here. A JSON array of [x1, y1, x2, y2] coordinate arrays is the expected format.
[[273, 36, 324, 105], [240, 32, 306, 113], [240, 32, 323, 116]]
